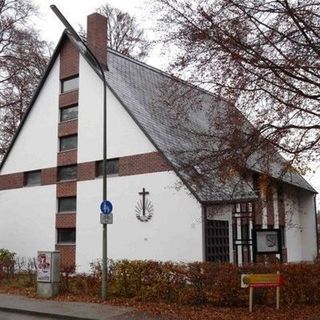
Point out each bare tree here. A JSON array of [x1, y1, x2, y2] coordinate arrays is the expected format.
[[152, 0, 320, 173], [97, 3, 150, 60], [0, 0, 49, 158]]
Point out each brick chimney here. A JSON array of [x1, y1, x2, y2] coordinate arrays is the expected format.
[[87, 13, 108, 68]]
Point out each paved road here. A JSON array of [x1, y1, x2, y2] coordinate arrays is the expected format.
[[0, 293, 159, 320], [0, 310, 59, 319]]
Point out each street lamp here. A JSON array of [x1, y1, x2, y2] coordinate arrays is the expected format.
[[50, 5, 109, 299]]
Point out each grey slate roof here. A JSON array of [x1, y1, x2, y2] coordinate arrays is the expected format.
[[103, 49, 317, 200], [0, 32, 316, 201]]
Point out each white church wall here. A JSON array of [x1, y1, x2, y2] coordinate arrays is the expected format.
[[78, 56, 156, 164], [1, 60, 59, 174], [76, 171, 202, 272], [284, 186, 303, 262], [0, 185, 56, 258], [299, 190, 317, 261]]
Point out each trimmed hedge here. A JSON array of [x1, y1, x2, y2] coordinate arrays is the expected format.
[[2, 251, 320, 307], [59, 260, 320, 306]]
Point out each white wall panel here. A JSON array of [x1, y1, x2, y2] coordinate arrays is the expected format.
[[76, 172, 202, 272], [285, 186, 302, 262], [1, 60, 59, 174], [299, 190, 317, 261], [0, 186, 56, 258], [78, 56, 156, 163]]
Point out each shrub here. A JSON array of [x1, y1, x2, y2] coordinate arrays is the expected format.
[[0, 248, 15, 279], [2, 254, 320, 308]]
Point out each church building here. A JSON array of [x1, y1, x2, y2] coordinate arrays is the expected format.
[[0, 13, 317, 271]]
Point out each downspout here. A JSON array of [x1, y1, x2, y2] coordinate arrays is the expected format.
[[314, 195, 319, 259], [202, 205, 208, 262]]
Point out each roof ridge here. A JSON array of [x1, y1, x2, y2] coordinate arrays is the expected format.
[[107, 47, 170, 76], [106, 48, 222, 102]]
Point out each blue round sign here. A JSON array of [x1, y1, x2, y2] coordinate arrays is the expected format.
[[100, 200, 113, 215]]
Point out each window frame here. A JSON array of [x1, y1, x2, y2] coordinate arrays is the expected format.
[[24, 170, 41, 187], [60, 105, 78, 122], [61, 76, 79, 94], [58, 197, 77, 213], [57, 228, 76, 244], [96, 158, 119, 177], [59, 135, 78, 152], [58, 165, 77, 182]]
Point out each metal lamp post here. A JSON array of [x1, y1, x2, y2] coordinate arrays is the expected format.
[[50, 5, 109, 299]]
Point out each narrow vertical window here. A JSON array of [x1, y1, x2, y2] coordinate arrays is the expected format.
[[58, 165, 77, 181], [96, 159, 119, 177], [60, 105, 78, 122], [58, 197, 76, 213], [60, 135, 77, 152], [57, 228, 76, 244], [24, 170, 41, 186], [61, 76, 79, 93]]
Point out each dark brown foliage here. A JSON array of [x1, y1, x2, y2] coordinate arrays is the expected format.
[[3, 258, 320, 319], [151, 0, 320, 172], [0, 0, 49, 159], [98, 4, 151, 60], [57, 260, 320, 307]]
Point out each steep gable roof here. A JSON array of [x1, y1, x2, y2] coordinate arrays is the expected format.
[[104, 49, 316, 199], [1, 31, 316, 202]]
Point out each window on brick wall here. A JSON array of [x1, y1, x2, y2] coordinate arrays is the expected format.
[[57, 228, 76, 244], [58, 197, 76, 212], [61, 76, 79, 93], [58, 165, 77, 181], [24, 170, 41, 186], [60, 135, 77, 152], [96, 159, 119, 177], [60, 105, 78, 122]]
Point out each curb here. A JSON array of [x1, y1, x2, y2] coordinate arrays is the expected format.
[[0, 305, 97, 320], [0, 305, 160, 320]]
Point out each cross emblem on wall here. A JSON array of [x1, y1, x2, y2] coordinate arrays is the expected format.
[[135, 187, 154, 222]]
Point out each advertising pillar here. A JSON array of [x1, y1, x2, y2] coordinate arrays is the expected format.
[[36, 251, 60, 298]]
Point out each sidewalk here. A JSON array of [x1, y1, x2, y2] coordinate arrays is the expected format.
[[0, 293, 159, 320]]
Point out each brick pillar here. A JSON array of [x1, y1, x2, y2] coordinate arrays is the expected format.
[[87, 13, 108, 68]]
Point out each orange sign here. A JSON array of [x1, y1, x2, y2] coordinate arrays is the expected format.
[[242, 273, 284, 288]]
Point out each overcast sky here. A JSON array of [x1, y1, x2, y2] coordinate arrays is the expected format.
[[33, 0, 145, 43], [32, 0, 166, 68], [31, 0, 319, 194]]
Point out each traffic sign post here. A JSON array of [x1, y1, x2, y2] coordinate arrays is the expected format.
[[100, 213, 113, 224], [100, 200, 113, 215], [100, 199, 113, 299], [100, 201, 113, 225]]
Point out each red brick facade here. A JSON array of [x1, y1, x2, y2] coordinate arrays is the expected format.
[[119, 152, 172, 176], [0, 173, 24, 190], [78, 161, 96, 181], [278, 188, 286, 226], [60, 40, 79, 79], [58, 120, 78, 137], [57, 150, 78, 167], [56, 181, 77, 198], [87, 13, 107, 68], [0, 151, 172, 190], [254, 201, 263, 225], [57, 39, 80, 269], [41, 168, 57, 185], [56, 213, 76, 228], [55, 245, 76, 270], [59, 91, 78, 108], [266, 187, 275, 226]]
